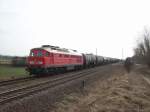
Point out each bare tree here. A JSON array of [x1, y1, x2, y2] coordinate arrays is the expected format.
[[134, 27, 150, 66]]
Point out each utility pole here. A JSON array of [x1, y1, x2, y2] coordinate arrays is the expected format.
[[122, 48, 124, 60], [96, 48, 98, 64], [96, 48, 97, 56]]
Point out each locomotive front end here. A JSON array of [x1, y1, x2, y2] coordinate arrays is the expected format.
[[26, 48, 50, 75]]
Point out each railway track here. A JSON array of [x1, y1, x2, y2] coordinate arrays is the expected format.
[[0, 68, 99, 105], [0, 76, 36, 87], [0, 64, 111, 88]]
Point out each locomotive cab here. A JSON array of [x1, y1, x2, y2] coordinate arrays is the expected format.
[[28, 48, 54, 64], [27, 49, 53, 74]]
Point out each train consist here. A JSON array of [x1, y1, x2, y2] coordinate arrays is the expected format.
[[26, 45, 119, 75]]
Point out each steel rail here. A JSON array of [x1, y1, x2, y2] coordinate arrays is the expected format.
[[0, 76, 36, 87], [0, 68, 98, 105]]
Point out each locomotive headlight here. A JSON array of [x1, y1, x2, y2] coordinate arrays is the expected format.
[[38, 61, 43, 64], [29, 61, 34, 64]]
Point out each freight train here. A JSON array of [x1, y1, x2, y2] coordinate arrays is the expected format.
[[26, 45, 119, 75]]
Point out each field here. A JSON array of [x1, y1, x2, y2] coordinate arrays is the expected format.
[[51, 64, 150, 112], [1, 63, 150, 112], [0, 65, 28, 80]]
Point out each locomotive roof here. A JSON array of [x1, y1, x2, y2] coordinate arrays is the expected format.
[[32, 45, 82, 56]]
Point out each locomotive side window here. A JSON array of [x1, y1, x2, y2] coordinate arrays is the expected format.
[[46, 52, 49, 57], [59, 54, 62, 57], [64, 55, 69, 58]]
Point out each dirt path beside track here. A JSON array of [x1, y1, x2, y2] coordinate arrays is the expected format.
[[51, 64, 150, 112]]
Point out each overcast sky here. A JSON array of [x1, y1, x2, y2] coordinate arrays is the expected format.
[[0, 0, 150, 59]]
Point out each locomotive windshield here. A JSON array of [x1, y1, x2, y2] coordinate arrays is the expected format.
[[37, 51, 43, 56], [30, 49, 51, 57], [30, 50, 43, 57]]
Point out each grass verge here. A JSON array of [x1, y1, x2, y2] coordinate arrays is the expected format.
[[0, 65, 28, 80]]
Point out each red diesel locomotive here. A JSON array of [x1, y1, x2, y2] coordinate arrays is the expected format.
[[27, 45, 84, 75], [26, 45, 119, 75]]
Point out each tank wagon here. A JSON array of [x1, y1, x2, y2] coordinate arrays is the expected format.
[[26, 45, 119, 75]]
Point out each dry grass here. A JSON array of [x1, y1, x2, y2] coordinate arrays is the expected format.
[[51, 66, 150, 112]]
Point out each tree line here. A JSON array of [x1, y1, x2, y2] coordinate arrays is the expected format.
[[133, 28, 150, 66]]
